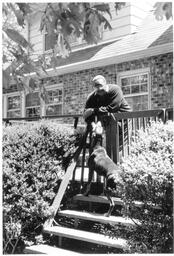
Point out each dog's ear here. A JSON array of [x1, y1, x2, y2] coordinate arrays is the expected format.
[[95, 121, 103, 135], [91, 122, 96, 131]]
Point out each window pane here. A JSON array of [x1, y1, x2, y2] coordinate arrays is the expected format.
[[26, 107, 40, 117], [122, 86, 131, 95], [46, 105, 62, 116], [130, 76, 139, 85], [26, 92, 40, 107], [7, 110, 21, 118], [47, 89, 63, 104], [140, 83, 148, 92], [45, 33, 57, 51], [126, 95, 148, 111], [121, 77, 130, 86], [131, 85, 140, 94], [8, 96, 20, 110], [140, 74, 148, 83]]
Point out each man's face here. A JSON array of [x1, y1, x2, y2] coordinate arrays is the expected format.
[[93, 83, 107, 96]]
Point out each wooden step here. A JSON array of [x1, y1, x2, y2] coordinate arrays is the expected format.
[[43, 226, 128, 250], [24, 244, 80, 255], [58, 209, 140, 226], [73, 194, 161, 209]]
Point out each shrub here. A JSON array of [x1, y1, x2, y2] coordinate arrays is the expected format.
[[116, 121, 174, 253], [3, 120, 81, 253]]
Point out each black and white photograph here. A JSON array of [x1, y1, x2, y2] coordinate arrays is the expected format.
[[2, 1, 173, 255]]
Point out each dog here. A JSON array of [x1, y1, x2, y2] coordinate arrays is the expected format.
[[83, 121, 122, 217]]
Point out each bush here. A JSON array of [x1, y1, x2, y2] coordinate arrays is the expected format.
[[3, 120, 81, 253], [117, 121, 174, 253]]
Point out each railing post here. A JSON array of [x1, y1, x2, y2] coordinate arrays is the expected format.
[[110, 116, 118, 164], [105, 121, 112, 157], [159, 108, 166, 123]]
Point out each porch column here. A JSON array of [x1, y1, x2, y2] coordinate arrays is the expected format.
[[40, 98, 46, 117], [21, 92, 26, 117]]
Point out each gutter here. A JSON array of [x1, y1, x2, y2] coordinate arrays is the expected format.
[[25, 42, 173, 78]]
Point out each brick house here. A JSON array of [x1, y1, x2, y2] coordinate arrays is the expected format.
[[2, 2, 173, 119]]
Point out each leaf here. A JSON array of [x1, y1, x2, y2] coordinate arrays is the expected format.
[[97, 12, 112, 30], [68, 3, 85, 23], [16, 3, 32, 16], [5, 29, 32, 49], [2, 4, 9, 16], [14, 9, 25, 27], [3, 54, 8, 63], [9, 4, 25, 27], [93, 3, 112, 19], [84, 12, 101, 44], [114, 3, 126, 14], [153, 2, 173, 20]]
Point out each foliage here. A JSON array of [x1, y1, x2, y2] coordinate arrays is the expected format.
[[115, 121, 174, 253], [154, 2, 173, 20], [3, 120, 81, 254]]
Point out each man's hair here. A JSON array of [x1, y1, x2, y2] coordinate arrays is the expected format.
[[92, 75, 106, 86]]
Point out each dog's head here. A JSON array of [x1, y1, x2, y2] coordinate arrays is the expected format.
[[91, 121, 103, 136], [107, 173, 122, 190], [90, 121, 104, 149]]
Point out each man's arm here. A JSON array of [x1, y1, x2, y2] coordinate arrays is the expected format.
[[83, 92, 96, 121], [104, 85, 123, 112]]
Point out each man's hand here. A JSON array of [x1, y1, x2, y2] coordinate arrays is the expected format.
[[83, 108, 94, 120]]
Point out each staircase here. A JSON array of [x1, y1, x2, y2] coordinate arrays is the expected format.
[[24, 117, 161, 255], [24, 127, 135, 255], [25, 194, 139, 254]]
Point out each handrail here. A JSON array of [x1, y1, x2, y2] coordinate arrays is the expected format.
[[113, 109, 165, 121], [2, 114, 82, 122], [3, 108, 173, 123], [44, 128, 89, 228]]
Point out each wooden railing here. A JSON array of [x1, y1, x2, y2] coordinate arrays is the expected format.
[[107, 108, 167, 163], [3, 108, 173, 165]]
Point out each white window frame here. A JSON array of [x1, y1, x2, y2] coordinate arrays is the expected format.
[[25, 90, 41, 118], [45, 84, 64, 116], [6, 92, 21, 118], [117, 68, 151, 110]]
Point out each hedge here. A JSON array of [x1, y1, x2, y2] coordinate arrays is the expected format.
[[3, 120, 81, 254], [116, 121, 174, 253]]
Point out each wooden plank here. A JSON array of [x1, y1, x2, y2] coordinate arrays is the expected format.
[[58, 210, 140, 226], [43, 226, 128, 250], [44, 161, 77, 227], [24, 244, 80, 255], [113, 109, 165, 120], [44, 131, 88, 227], [73, 194, 161, 209]]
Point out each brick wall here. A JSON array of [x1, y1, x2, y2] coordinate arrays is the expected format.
[[41, 52, 173, 114], [4, 52, 172, 116]]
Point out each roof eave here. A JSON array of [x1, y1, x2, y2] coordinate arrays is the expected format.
[[26, 42, 173, 78]]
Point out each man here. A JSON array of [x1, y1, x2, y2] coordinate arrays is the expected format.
[[83, 75, 132, 155], [84, 75, 131, 123]]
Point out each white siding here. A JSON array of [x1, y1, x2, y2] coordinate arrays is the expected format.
[[28, 2, 155, 57]]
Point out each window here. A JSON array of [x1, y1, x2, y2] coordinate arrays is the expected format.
[[45, 32, 57, 51], [118, 69, 150, 111], [26, 92, 40, 117], [46, 87, 63, 116], [7, 95, 21, 118]]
